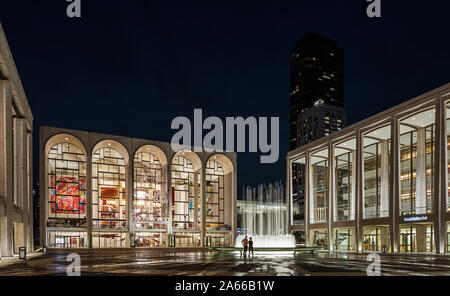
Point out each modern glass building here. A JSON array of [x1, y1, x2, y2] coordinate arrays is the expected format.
[[287, 83, 450, 253], [40, 126, 237, 248]]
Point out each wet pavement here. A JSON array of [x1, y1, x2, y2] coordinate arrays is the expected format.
[[1, 249, 450, 276]]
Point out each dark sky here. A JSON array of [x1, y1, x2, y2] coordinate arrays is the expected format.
[[1, 0, 449, 193]]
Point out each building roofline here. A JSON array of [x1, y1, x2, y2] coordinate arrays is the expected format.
[[0, 22, 33, 125], [288, 82, 450, 158]]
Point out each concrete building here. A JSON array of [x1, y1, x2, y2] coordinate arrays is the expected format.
[[40, 126, 237, 248], [0, 24, 34, 258], [287, 83, 450, 253]]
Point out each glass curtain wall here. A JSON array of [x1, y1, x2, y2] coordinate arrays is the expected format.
[[47, 143, 87, 228], [364, 143, 382, 218], [335, 152, 352, 221], [171, 155, 198, 230], [400, 130, 417, 215], [311, 151, 328, 224], [92, 147, 127, 229], [206, 159, 225, 230], [133, 151, 167, 231], [400, 110, 435, 215]]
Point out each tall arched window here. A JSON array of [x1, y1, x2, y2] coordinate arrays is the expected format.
[[171, 155, 198, 230], [92, 147, 127, 229], [134, 151, 166, 230], [47, 142, 87, 227], [206, 159, 224, 230]]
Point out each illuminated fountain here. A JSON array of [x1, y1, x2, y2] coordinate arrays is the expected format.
[[235, 182, 296, 248]]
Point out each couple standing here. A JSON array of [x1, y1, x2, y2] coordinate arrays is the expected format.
[[241, 235, 254, 256]]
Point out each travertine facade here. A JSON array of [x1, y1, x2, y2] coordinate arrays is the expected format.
[[0, 23, 34, 257]]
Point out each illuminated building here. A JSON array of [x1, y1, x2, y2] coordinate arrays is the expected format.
[[40, 126, 237, 248], [287, 83, 450, 253]]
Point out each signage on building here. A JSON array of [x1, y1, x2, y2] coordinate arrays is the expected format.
[[403, 216, 428, 223]]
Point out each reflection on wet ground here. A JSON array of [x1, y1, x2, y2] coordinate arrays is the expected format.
[[1, 249, 450, 276]]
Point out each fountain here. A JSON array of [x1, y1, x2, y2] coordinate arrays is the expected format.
[[235, 182, 296, 248]]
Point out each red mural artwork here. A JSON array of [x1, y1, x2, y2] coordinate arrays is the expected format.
[[51, 176, 86, 214]]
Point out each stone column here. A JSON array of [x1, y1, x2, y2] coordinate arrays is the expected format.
[[391, 117, 400, 252], [380, 226, 390, 251], [304, 152, 311, 247], [351, 150, 357, 220], [194, 171, 199, 229], [434, 99, 446, 254], [167, 161, 173, 236], [200, 166, 206, 246], [415, 127, 427, 214], [128, 153, 134, 247], [380, 140, 390, 217], [16, 119, 28, 252], [86, 153, 93, 248], [26, 131, 33, 252], [0, 80, 13, 257], [355, 131, 364, 253], [328, 145, 334, 252], [416, 225, 427, 252]]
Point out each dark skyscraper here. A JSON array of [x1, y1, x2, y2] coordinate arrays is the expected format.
[[290, 33, 345, 149], [289, 33, 346, 223]]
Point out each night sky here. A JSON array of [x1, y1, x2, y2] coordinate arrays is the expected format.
[[1, 0, 449, 194]]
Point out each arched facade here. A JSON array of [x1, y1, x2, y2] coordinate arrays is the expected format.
[[170, 151, 202, 247], [205, 154, 235, 247], [40, 128, 237, 248], [91, 140, 129, 248], [133, 145, 168, 247], [44, 134, 88, 248]]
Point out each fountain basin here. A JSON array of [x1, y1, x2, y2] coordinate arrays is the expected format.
[[234, 234, 296, 248]]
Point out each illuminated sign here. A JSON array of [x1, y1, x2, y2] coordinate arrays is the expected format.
[[403, 216, 428, 222]]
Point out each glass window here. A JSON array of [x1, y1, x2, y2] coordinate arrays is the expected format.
[[400, 109, 435, 215], [311, 150, 328, 224], [335, 152, 352, 221], [134, 151, 167, 230], [400, 131, 417, 215], [335, 228, 354, 250], [92, 147, 127, 229], [47, 143, 87, 228], [364, 143, 381, 219], [171, 156, 198, 230], [206, 159, 225, 230]]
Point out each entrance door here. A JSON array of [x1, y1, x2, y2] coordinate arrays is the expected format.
[[364, 234, 378, 251], [400, 227, 416, 252]]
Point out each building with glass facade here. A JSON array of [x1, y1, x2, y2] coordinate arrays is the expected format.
[[287, 83, 450, 253], [0, 24, 34, 258], [40, 126, 237, 248]]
